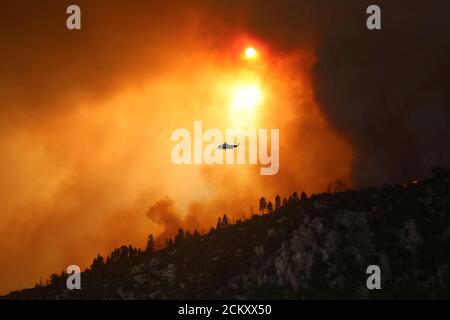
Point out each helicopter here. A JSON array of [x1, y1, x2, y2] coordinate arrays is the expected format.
[[218, 142, 240, 150]]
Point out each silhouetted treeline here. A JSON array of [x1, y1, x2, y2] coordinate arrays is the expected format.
[[6, 166, 450, 299]]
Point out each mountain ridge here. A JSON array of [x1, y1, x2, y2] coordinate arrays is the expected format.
[[4, 168, 450, 299]]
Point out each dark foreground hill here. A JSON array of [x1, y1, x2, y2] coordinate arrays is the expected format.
[[4, 169, 450, 299]]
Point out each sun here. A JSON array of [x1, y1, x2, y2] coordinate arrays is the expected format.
[[244, 47, 257, 59], [226, 46, 264, 126]]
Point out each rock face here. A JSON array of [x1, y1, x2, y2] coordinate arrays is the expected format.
[[4, 171, 450, 299]]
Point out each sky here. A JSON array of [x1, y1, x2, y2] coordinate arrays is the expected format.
[[0, 0, 449, 294]]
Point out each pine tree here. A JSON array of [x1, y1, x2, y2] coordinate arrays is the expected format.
[[267, 201, 273, 212], [259, 197, 267, 214], [193, 230, 201, 238], [222, 214, 229, 226], [301, 191, 308, 201], [175, 228, 185, 244], [91, 254, 104, 270], [217, 214, 230, 229], [275, 195, 281, 210], [49, 273, 59, 285], [216, 217, 222, 229], [146, 234, 155, 253]]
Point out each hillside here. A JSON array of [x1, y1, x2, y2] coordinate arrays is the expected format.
[[4, 168, 450, 299]]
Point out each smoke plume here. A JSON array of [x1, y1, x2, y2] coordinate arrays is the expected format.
[[0, 0, 448, 294]]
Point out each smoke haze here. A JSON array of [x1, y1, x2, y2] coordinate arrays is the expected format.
[[0, 0, 448, 294]]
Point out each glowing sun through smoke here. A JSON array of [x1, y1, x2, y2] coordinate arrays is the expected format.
[[228, 47, 264, 127], [231, 84, 262, 113], [244, 47, 258, 59], [0, 27, 355, 295]]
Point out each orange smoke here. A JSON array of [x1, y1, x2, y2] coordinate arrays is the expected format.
[[0, 3, 353, 295]]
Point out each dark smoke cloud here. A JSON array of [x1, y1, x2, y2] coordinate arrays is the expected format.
[[225, 0, 450, 186], [312, 1, 450, 186]]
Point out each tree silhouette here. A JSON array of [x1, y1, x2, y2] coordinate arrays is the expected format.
[[275, 195, 281, 210], [91, 254, 104, 271], [293, 192, 299, 202], [146, 234, 155, 253], [193, 230, 201, 238], [267, 201, 273, 212], [259, 197, 267, 214], [222, 214, 229, 226], [175, 228, 185, 244], [217, 214, 230, 229], [301, 191, 308, 201], [127, 245, 134, 259], [216, 217, 222, 229], [49, 273, 60, 285]]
